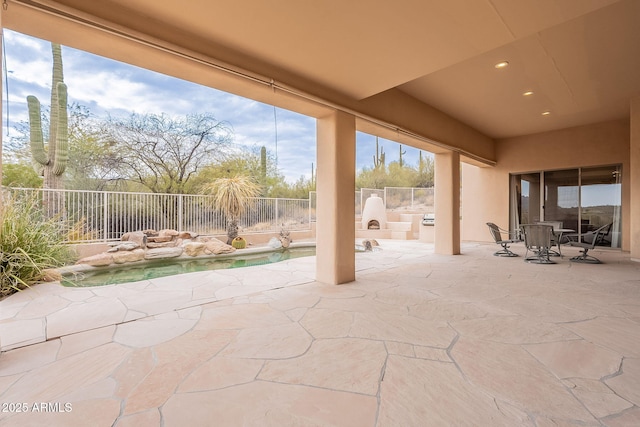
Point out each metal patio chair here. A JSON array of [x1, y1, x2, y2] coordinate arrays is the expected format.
[[521, 224, 555, 264], [486, 222, 520, 257], [566, 223, 612, 264]]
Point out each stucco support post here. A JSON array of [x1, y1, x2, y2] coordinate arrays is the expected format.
[[434, 151, 461, 255], [631, 96, 640, 261], [316, 110, 356, 284]]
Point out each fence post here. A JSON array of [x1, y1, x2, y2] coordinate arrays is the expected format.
[[178, 194, 184, 231], [411, 187, 415, 209], [275, 198, 279, 228], [103, 192, 109, 242]]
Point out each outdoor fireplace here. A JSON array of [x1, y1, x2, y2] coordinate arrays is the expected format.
[[361, 194, 387, 230]]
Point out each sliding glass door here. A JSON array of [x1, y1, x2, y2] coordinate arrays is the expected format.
[[510, 165, 622, 248], [543, 169, 579, 232]]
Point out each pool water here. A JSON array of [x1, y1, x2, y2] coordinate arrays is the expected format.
[[62, 247, 316, 287]]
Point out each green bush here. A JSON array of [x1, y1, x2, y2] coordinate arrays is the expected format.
[[1, 193, 72, 298]]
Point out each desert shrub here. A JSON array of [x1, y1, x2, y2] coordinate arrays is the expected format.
[[1, 193, 72, 298]]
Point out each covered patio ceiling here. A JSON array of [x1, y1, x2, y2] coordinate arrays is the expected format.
[[4, 0, 640, 141]]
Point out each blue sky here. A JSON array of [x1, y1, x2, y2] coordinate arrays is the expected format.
[[2, 30, 427, 182]]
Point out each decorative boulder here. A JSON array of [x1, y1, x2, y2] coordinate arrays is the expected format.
[[184, 242, 207, 257], [204, 240, 236, 255], [77, 253, 114, 267], [107, 242, 140, 252], [179, 231, 198, 239], [158, 229, 180, 238], [121, 231, 147, 249], [144, 247, 183, 260], [268, 237, 282, 249], [112, 249, 146, 264]]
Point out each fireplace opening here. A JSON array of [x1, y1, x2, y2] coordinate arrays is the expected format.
[[367, 220, 380, 230]]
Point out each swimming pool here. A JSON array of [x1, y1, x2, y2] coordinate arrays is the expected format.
[[61, 246, 316, 287]]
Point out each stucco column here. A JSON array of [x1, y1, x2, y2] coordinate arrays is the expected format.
[[434, 151, 461, 255], [316, 110, 356, 284], [631, 96, 640, 261]]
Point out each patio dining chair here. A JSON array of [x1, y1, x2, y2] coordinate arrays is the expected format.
[[521, 224, 555, 264], [565, 223, 611, 264], [486, 222, 520, 257]]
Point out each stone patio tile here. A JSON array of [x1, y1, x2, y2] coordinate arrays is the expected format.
[[6, 343, 130, 403], [118, 289, 192, 316], [0, 339, 60, 376], [0, 373, 23, 395], [534, 417, 600, 427], [526, 340, 622, 379], [562, 378, 633, 418], [300, 308, 353, 339], [14, 295, 70, 319], [316, 294, 410, 316], [350, 311, 456, 348], [58, 289, 97, 302], [482, 295, 593, 322], [301, 283, 367, 299], [114, 317, 197, 348], [220, 323, 312, 359], [0, 300, 28, 321], [605, 357, 640, 406], [57, 325, 115, 359], [385, 341, 415, 357], [197, 302, 291, 330], [451, 315, 580, 344], [178, 357, 264, 392], [451, 337, 597, 422], [115, 409, 161, 427], [122, 329, 235, 414], [378, 355, 533, 426], [61, 377, 117, 402], [0, 318, 46, 350], [410, 299, 489, 321], [413, 345, 451, 362], [46, 298, 127, 339], [265, 288, 320, 312], [373, 285, 436, 306], [163, 381, 378, 427], [112, 347, 156, 399], [565, 317, 640, 358], [284, 307, 307, 321], [604, 407, 640, 427], [0, 398, 121, 427], [431, 281, 511, 302], [153, 328, 237, 366], [259, 338, 386, 395], [214, 284, 276, 300]]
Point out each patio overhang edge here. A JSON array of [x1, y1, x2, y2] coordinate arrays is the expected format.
[[3, 0, 496, 166]]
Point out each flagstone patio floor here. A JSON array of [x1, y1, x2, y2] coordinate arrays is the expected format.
[[0, 240, 639, 426]]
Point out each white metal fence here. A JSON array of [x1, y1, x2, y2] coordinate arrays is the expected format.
[[5, 186, 433, 242], [5, 188, 313, 242], [312, 186, 434, 216]]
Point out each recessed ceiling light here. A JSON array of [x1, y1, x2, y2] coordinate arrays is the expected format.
[[523, 91, 534, 96], [542, 111, 551, 116], [494, 61, 509, 69]]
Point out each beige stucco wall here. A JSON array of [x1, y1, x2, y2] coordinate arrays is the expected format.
[[462, 119, 631, 251]]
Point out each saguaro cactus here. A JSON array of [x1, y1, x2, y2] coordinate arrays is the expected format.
[[373, 137, 385, 170], [399, 144, 407, 167], [27, 43, 68, 192]]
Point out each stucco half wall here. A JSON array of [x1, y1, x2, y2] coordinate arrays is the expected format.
[[461, 119, 631, 252]]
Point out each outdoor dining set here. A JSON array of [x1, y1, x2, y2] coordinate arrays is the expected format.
[[487, 221, 613, 264]]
